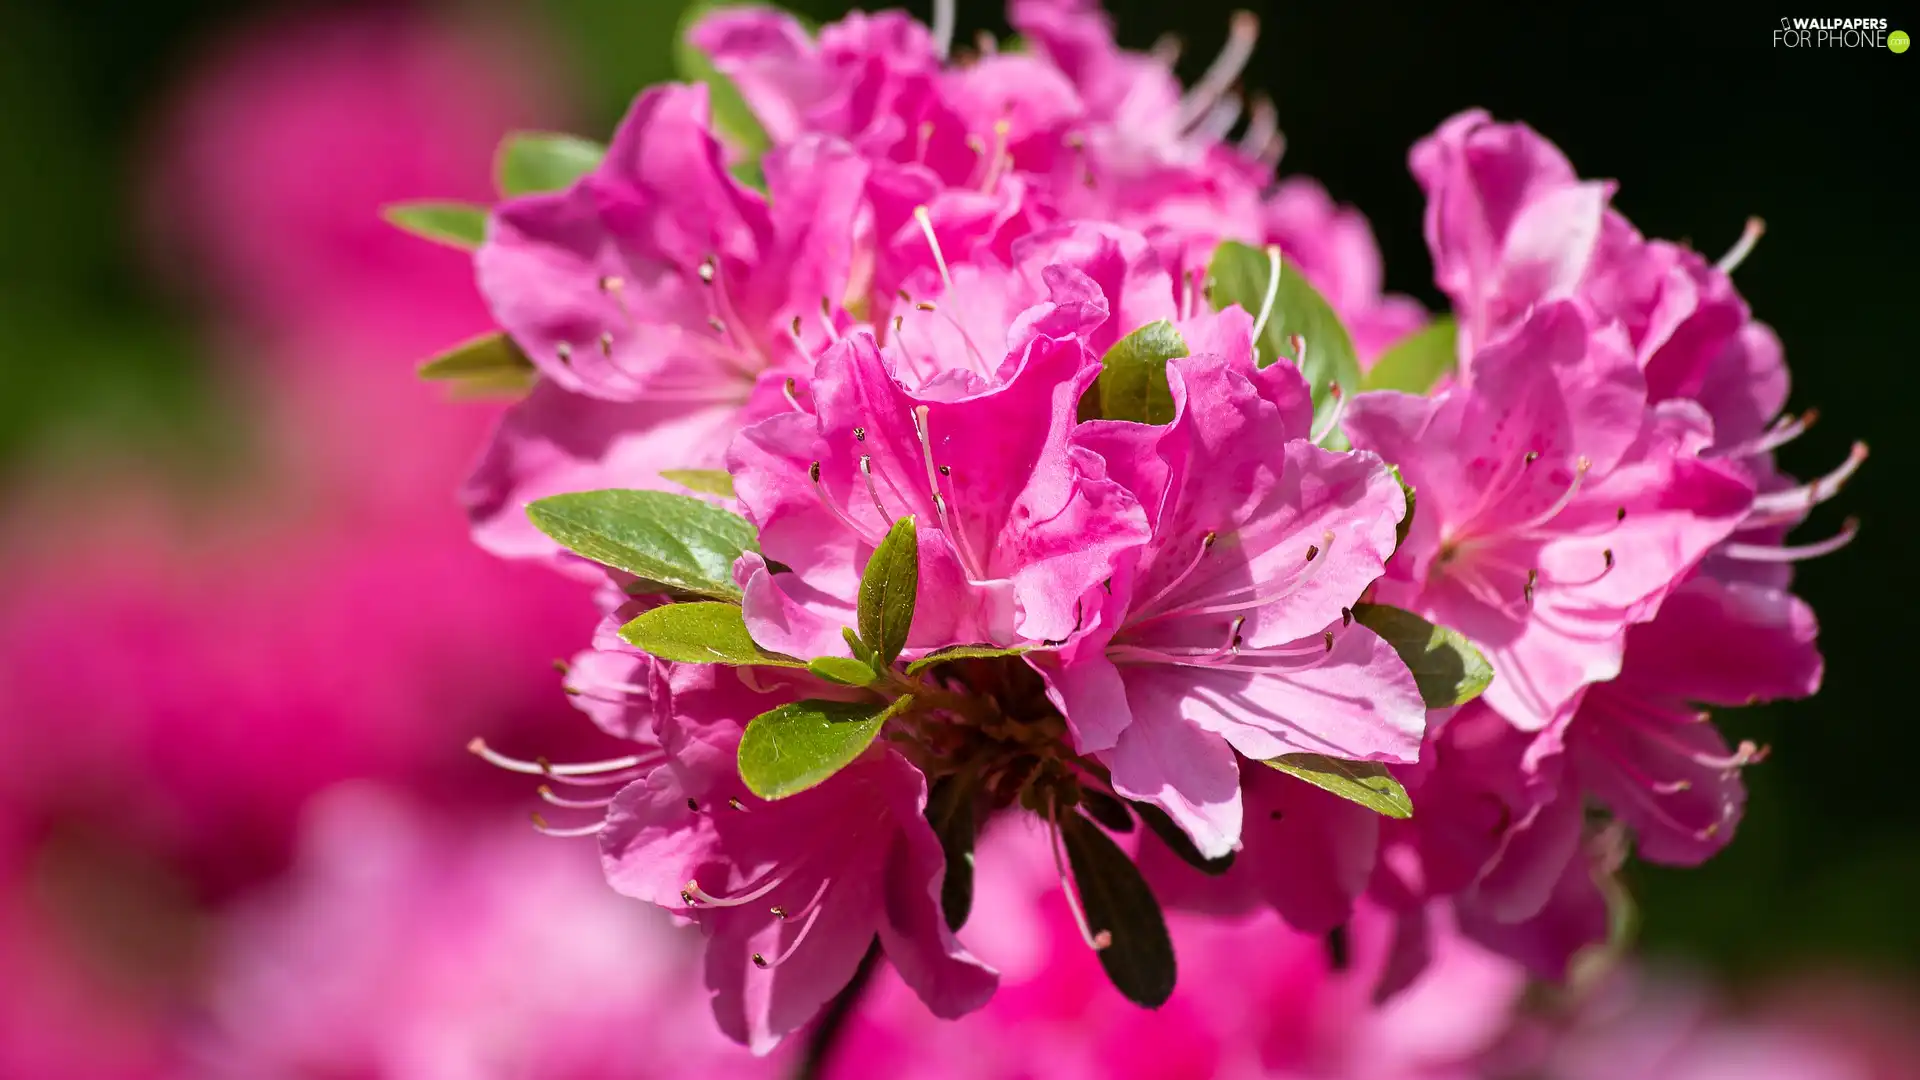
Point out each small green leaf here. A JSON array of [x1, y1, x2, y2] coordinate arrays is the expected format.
[[808, 656, 878, 687], [675, 1, 771, 188], [1207, 241, 1362, 432], [660, 469, 736, 497], [496, 132, 605, 196], [1131, 801, 1234, 875], [1351, 602, 1494, 708], [619, 602, 801, 666], [858, 516, 919, 665], [737, 695, 911, 800], [1061, 813, 1176, 1007], [842, 626, 879, 670], [1388, 465, 1417, 556], [526, 490, 758, 600], [1264, 754, 1414, 819], [903, 644, 1029, 675], [1080, 321, 1187, 424], [1363, 317, 1458, 395], [382, 201, 488, 250], [926, 775, 979, 931], [416, 332, 534, 396]]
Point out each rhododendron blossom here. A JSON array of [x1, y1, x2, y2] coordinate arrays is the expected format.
[[385, 0, 1864, 1056]]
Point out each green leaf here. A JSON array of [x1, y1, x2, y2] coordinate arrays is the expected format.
[[1264, 754, 1414, 819], [1131, 801, 1234, 875], [857, 516, 919, 665], [1363, 317, 1458, 394], [807, 656, 878, 687], [903, 644, 1029, 676], [842, 626, 879, 670], [926, 775, 979, 931], [382, 201, 488, 250], [1206, 241, 1362, 432], [1388, 465, 1417, 556], [674, 0, 771, 188], [619, 602, 801, 666], [526, 489, 757, 600], [1079, 790, 1135, 834], [1061, 813, 1176, 1007], [416, 332, 534, 396], [1080, 321, 1186, 424], [660, 469, 736, 497], [496, 132, 605, 196], [737, 695, 911, 800], [1351, 602, 1494, 708]]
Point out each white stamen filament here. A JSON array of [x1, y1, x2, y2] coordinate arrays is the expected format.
[[782, 377, 803, 413], [1715, 216, 1766, 275], [1507, 457, 1593, 537], [1149, 33, 1182, 67], [1239, 95, 1279, 159], [1311, 381, 1347, 446], [1128, 532, 1218, 622], [1196, 94, 1243, 142], [1584, 744, 1724, 841], [1745, 441, 1867, 519], [810, 462, 887, 545], [1722, 517, 1859, 562], [752, 879, 836, 969], [978, 119, 1013, 193], [538, 785, 617, 810], [1135, 530, 1337, 627], [1250, 245, 1282, 348], [1048, 796, 1111, 951], [859, 455, 895, 525], [913, 206, 956, 292], [1176, 11, 1259, 131], [930, 0, 955, 60], [468, 738, 649, 777], [686, 871, 792, 910]]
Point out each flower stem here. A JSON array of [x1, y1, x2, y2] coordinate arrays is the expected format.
[[792, 935, 882, 1080]]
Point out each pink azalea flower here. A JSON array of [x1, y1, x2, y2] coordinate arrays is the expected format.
[[1345, 300, 1754, 730], [188, 785, 778, 1079], [830, 817, 1529, 1080], [729, 291, 1147, 654], [1038, 336, 1423, 858], [594, 663, 997, 1054], [1563, 576, 1820, 866]]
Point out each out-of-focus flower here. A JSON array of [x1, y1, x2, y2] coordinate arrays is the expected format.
[[185, 784, 779, 1080]]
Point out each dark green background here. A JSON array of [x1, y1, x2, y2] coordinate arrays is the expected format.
[[1, 0, 1911, 984]]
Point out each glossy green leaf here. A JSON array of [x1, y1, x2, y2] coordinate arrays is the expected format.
[[416, 332, 534, 396], [1061, 813, 1176, 1007], [526, 489, 757, 600], [496, 132, 605, 196], [1080, 321, 1186, 424], [1131, 800, 1234, 875], [903, 644, 1029, 675], [674, 0, 771, 188], [619, 602, 800, 666], [1264, 754, 1414, 819], [1206, 241, 1362, 431], [382, 201, 488, 250], [857, 516, 919, 665], [1351, 602, 1494, 708], [926, 775, 979, 931], [737, 695, 911, 800], [808, 655, 878, 687], [660, 469, 736, 497], [1363, 317, 1458, 394]]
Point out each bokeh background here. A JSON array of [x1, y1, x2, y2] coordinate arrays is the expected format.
[[0, 0, 1913, 1075]]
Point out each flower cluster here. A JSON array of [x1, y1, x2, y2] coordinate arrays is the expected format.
[[390, 0, 1862, 1054]]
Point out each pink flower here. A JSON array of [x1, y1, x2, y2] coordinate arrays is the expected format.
[[1564, 576, 1820, 866], [1345, 300, 1753, 730], [729, 292, 1147, 654], [478, 84, 868, 403], [1038, 336, 1423, 858], [190, 785, 776, 1079], [596, 664, 996, 1053]]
